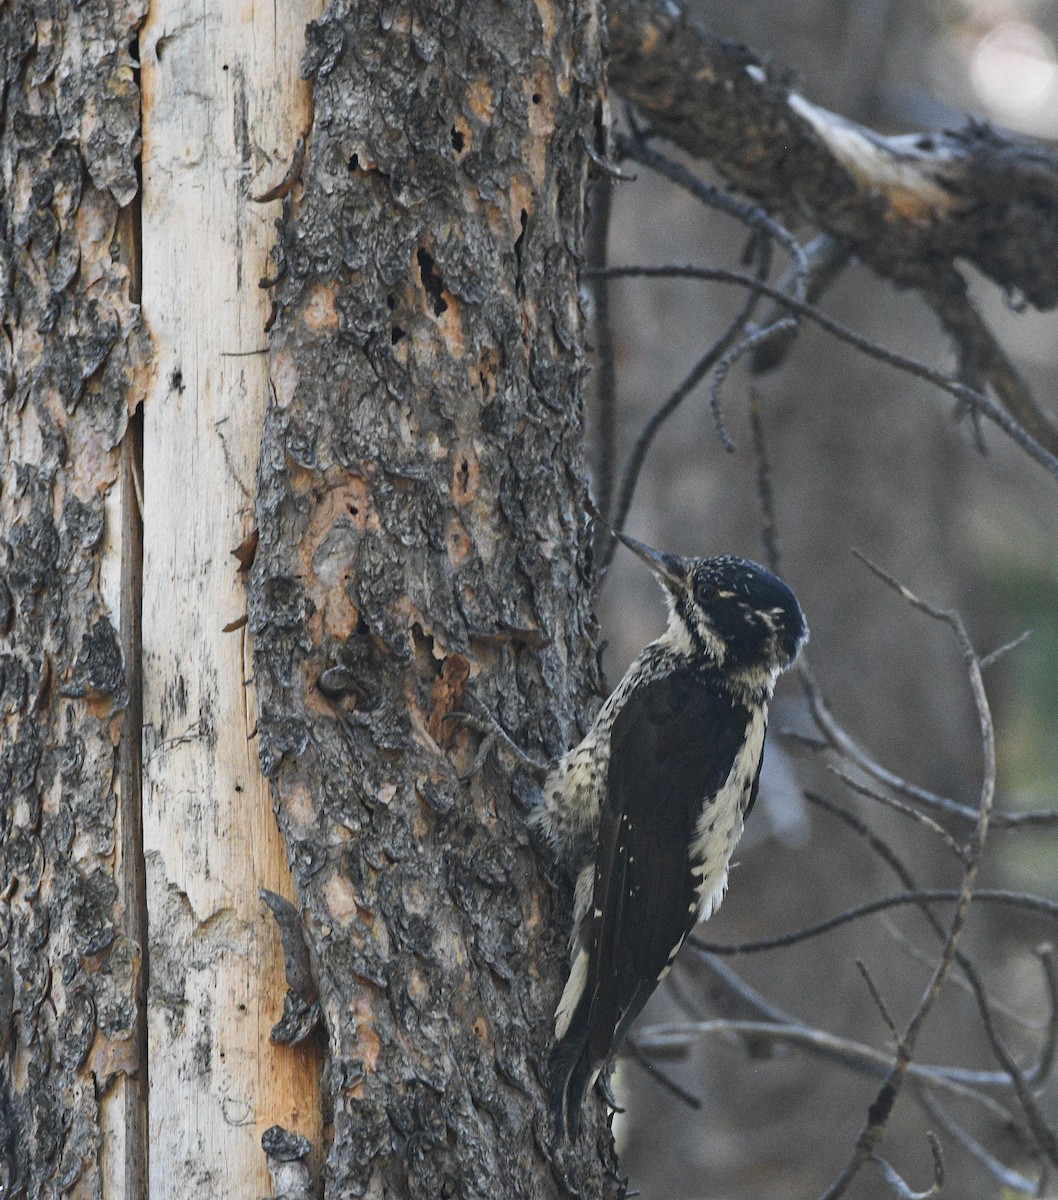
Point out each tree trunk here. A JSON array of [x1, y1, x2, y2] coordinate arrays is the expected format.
[[3, 0, 617, 1197], [3, 0, 324, 1194], [248, 1, 617, 1195], [1, 2, 149, 1196]]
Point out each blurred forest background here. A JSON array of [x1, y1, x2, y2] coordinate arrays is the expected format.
[[589, 1, 1058, 1196]]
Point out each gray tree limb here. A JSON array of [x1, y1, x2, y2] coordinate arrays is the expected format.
[[607, 0, 1058, 312]]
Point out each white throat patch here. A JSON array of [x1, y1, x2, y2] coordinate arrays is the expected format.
[[663, 590, 725, 664]]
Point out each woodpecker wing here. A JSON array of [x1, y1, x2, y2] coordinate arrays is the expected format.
[[585, 667, 754, 1071]]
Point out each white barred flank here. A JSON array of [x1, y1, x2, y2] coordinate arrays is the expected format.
[[690, 704, 768, 921], [554, 945, 589, 1040], [531, 641, 686, 856], [553, 861, 597, 1036]]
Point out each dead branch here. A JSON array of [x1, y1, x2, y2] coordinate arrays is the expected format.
[[606, 0, 1058, 472], [918, 265, 1058, 454], [687, 946, 1053, 1097], [607, 0, 1058, 314], [816, 558, 1051, 1197]]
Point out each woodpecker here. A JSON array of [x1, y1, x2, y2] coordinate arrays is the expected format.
[[536, 530, 807, 1140]]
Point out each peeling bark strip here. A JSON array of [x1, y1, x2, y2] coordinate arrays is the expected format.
[[606, 0, 1058, 311], [250, 1, 619, 1195], [0, 2, 149, 1197]]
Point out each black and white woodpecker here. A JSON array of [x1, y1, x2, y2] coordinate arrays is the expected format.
[[535, 530, 808, 1140]]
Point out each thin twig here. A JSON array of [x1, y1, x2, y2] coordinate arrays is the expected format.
[[857, 959, 901, 1045], [687, 951, 799, 1027], [1027, 944, 1058, 1087], [748, 389, 781, 573], [879, 914, 1049, 1032], [829, 764, 968, 863], [690, 888, 1058, 956], [799, 662, 1058, 829], [979, 629, 1032, 671], [708, 317, 799, 452], [750, 234, 852, 374], [664, 965, 711, 1023], [868, 1133, 944, 1200], [624, 1037, 703, 1111], [617, 134, 809, 300], [601, 248, 774, 562], [953, 335, 990, 457], [918, 1087, 1046, 1197], [585, 264, 1058, 481], [949, 949, 1058, 1163], [587, 179, 619, 527], [634, 1017, 1017, 1111]]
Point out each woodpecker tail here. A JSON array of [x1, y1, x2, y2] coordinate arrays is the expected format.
[[548, 989, 595, 1141]]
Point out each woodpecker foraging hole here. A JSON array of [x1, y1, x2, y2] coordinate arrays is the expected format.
[[535, 530, 807, 1140]]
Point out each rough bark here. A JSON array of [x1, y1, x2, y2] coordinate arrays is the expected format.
[[249, 1, 618, 1196], [0, 2, 149, 1196]]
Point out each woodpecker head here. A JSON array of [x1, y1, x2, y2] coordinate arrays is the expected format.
[[615, 531, 808, 679]]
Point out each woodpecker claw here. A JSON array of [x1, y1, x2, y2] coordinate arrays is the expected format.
[[443, 706, 550, 783], [596, 1066, 623, 1114]]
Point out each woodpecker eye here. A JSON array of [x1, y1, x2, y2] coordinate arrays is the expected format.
[[694, 579, 715, 606]]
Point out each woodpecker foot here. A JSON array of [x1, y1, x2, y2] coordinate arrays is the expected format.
[[451, 724, 496, 783], [596, 1066, 624, 1116], [444, 700, 550, 783]]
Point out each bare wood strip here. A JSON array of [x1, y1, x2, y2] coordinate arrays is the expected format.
[[139, 4, 323, 1194]]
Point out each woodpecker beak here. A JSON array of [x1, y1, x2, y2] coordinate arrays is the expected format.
[[613, 531, 687, 591]]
